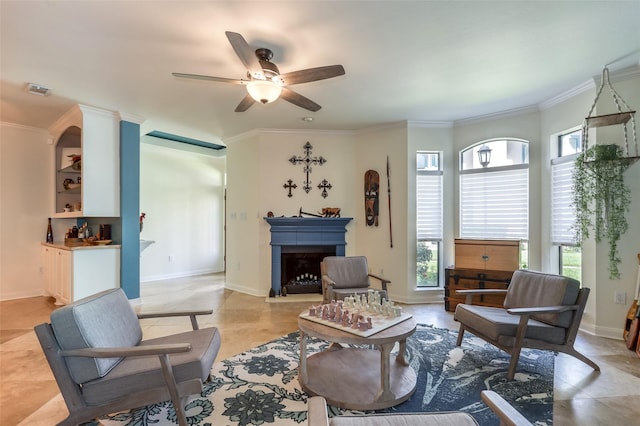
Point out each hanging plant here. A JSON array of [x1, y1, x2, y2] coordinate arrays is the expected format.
[[572, 144, 631, 279]]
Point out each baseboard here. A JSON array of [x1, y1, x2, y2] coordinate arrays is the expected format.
[[140, 268, 219, 283], [0, 288, 49, 302]]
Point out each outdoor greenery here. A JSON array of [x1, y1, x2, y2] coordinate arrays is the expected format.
[[573, 144, 631, 279], [417, 241, 438, 286], [561, 246, 582, 282]]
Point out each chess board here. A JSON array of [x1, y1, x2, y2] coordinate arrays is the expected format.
[[299, 310, 413, 337]]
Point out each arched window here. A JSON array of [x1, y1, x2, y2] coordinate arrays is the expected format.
[[459, 139, 529, 246]]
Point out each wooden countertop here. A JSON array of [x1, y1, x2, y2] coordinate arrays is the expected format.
[[41, 242, 121, 251]]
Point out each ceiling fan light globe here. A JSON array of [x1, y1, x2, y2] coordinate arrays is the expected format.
[[247, 80, 282, 104]]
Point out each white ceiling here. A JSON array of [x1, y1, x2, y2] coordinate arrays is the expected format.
[[2, 1, 639, 144]]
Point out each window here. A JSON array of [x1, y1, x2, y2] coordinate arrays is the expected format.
[[551, 130, 581, 280], [416, 152, 442, 287], [459, 139, 529, 267]]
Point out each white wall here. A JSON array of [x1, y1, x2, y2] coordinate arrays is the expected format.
[[585, 69, 640, 337], [406, 123, 455, 303], [225, 129, 357, 297], [139, 137, 225, 281], [538, 66, 640, 338], [0, 123, 52, 300], [452, 109, 542, 270], [354, 125, 409, 301], [224, 132, 261, 295]]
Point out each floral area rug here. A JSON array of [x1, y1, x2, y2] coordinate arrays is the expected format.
[[95, 324, 553, 426]]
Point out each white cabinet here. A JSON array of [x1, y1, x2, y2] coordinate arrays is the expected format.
[[49, 104, 120, 218], [42, 244, 120, 304], [42, 245, 71, 305]]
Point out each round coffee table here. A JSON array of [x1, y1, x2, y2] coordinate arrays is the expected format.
[[297, 314, 417, 410]]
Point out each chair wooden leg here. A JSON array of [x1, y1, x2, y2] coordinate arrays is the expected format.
[[565, 348, 600, 372], [158, 354, 188, 426], [507, 314, 530, 380], [456, 324, 465, 346]]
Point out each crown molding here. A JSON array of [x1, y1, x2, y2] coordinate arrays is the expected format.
[[119, 112, 145, 125], [454, 105, 539, 126], [223, 127, 355, 144], [594, 63, 640, 85], [0, 121, 50, 134], [407, 120, 454, 129], [538, 79, 596, 110]]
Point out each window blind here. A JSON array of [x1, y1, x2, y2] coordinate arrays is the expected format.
[[460, 166, 528, 240], [416, 170, 443, 241], [551, 156, 577, 245]]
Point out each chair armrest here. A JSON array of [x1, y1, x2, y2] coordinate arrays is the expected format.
[[321, 275, 336, 287], [456, 289, 508, 304], [368, 274, 390, 291], [60, 343, 192, 358], [307, 396, 330, 426], [137, 309, 213, 330], [481, 390, 533, 426], [507, 305, 578, 316]]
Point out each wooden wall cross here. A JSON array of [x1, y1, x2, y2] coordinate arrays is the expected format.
[[289, 142, 326, 193]]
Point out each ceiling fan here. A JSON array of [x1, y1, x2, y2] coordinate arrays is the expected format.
[[172, 31, 345, 112]]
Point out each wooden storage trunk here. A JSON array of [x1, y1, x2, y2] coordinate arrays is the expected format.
[[454, 239, 520, 271], [445, 267, 514, 312]]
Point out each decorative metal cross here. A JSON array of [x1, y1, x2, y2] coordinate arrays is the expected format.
[[289, 141, 326, 193], [317, 179, 332, 198], [283, 179, 297, 198]]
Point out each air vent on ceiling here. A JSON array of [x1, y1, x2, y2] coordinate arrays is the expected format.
[[26, 82, 51, 96]]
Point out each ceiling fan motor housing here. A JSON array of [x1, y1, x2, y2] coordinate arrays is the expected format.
[[255, 48, 280, 80]]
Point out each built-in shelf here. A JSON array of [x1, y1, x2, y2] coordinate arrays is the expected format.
[[58, 164, 81, 174], [58, 186, 81, 194]]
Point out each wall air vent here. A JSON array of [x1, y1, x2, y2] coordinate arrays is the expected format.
[[26, 82, 51, 96]]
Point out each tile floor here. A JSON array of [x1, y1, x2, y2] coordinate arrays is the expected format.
[[1, 273, 639, 425]]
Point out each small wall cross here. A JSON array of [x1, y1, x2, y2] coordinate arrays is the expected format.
[[283, 179, 297, 198], [317, 179, 332, 198], [289, 141, 326, 193]]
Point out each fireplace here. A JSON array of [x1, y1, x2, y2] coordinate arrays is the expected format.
[[265, 217, 353, 296], [281, 246, 336, 295]]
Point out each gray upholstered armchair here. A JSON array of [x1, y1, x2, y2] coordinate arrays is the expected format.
[[307, 391, 533, 425], [454, 269, 600, 380], [34, 288, 221, 426], [320, 256, 390, 304]]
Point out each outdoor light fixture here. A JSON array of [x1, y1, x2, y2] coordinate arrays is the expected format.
[[477, 144, 492, 168], [246, 80, 282, 104]]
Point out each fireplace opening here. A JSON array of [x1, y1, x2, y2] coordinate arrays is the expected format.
[[281, 246, 335, 295]]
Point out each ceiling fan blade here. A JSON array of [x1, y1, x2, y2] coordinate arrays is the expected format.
[[279, 65, 345, 85], [280, 87, 321, 112], [235, 94, 255, 112], [172, 72, 247, 85], [225, 31, 263, 78]]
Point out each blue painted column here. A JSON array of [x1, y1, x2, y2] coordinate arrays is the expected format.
[[120, 120, 140, 299]]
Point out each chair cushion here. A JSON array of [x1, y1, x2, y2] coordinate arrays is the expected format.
[[503, 270, 580, 328], [51, 288, 142, 384], [81, 327, 221, 405], [330, 412, 478, 426], [324, 256, 370, 289], [454, 304, 566, 345]]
